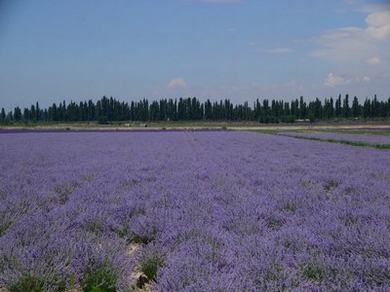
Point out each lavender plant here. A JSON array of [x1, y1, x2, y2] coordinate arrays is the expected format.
[[279, 131, 390, 147], [0, 131, 389, 291]]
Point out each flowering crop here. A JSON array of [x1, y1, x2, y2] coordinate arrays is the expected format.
[[279, 131, 390, 146], [1, 131, 390, 291]]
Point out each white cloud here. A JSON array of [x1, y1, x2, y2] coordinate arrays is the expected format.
[[262, 47, 293, 54], [312, 27, 372, 61], [312, 10, 390, 62], [312, 7, 390, 95], [167, 78, 187, 90], [324, 73, 351, 87], [366, 11, 390, 40], [367, 56, 381, 65], [324, 73, 371, 87]]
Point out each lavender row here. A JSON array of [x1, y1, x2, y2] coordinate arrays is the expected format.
[[279, 131, 390, 145], [1, 131, 390, 291]]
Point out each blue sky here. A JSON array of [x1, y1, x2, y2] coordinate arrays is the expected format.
[[0, 0, 389, 109]]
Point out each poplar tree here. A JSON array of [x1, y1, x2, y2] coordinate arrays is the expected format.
[[0, 108, 5, 122]]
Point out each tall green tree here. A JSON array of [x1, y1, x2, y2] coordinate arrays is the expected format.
[[352, 96, 360, 117], [335, 94, 342, 117], [0, 108, 5, 122], [13, 107, 22, 121], [36, 102, 41, 121], [343, 94, 350, 117], [299, 96, 307, 119], [6, 95, 390, 123]]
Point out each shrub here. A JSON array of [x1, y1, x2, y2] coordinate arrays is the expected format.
[[116, 225, 130, 239], [83, 265, 117, 292], [97, 116, 108, 125], [8, 275, 65, 292], [302, 263, 325, 282], [0, 223, 10, 237], [141, 256, 164, 281], [132, 233, 152, 244], [9, 276, 44, 292], [323, 180, 339, 192]]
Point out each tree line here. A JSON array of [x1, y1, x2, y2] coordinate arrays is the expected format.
[[1, 94, 390, 124]]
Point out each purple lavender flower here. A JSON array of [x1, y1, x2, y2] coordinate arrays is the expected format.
[[0, 131, 389, 290], [279, 131, 390, 146]]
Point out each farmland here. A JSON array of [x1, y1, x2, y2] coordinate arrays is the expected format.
[[278, 131, 390, 149], [1, 131, 390, 291]]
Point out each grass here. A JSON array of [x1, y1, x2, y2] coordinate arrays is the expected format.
[[289, 128, 390, 136], [9, 276, 45, 292], [276, 133, 390, 150], [316, 128, 390, 136], [302, 263, 326, 282], [301, 137, 390, 150], [0, 222, 11, 237], [132, 234, 153, 244], [266, 216, 286, 230], [116, 225, 130, 240], [140, 256, 164, 282], [9, 275, 66, 292], [0, 120, 265, 129], [2, 119, 389, 131], [323, 180, 339, 192], [2, 120, 389, 150], [83, 265, 117, 292]]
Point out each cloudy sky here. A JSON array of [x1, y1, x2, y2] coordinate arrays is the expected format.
[[0, 0, 389, 109]]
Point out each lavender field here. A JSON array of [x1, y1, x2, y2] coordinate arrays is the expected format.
[[279, 131, 390, 147], [1, 131, 390, 291]]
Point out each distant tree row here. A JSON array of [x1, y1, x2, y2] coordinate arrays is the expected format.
[[1, 94, 390, 124]]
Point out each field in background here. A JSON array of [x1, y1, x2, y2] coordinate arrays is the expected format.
[[1, 119, 390, 132]]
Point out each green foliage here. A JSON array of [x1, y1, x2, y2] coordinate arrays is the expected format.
[[308, 111, 316, 123], [54, 182, 78, 204], [98, 115, 108, 124], [141, 256, 164, 281], [83, 265, 117, 292], [280, 115, 295, 123], [266, 216, 286, 230], [9, 276, 45, 292], [0, 107, 5, 123], [85, 221, 104, 235], [68, 273, 76, 289], [283, 201, 297, 213], [8, 275, 65, 292], [0, 222, 10, 237], [116, 225, 130, 239], [292, 136, 390, 150], [4, 94, 390, 124], [132, 233, 152, 244], [302, 263, 325, 282], [323, 180, 339, 192]]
